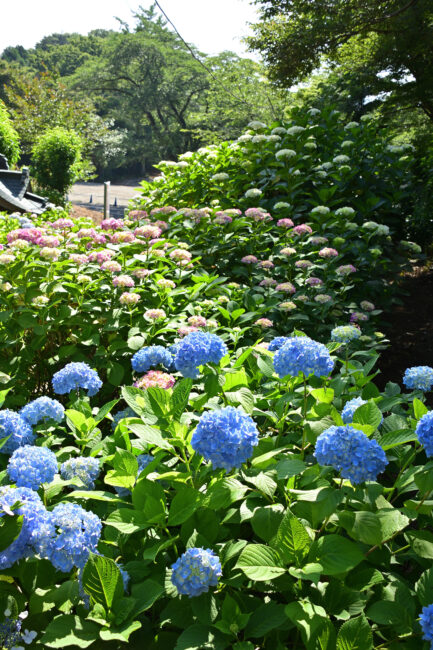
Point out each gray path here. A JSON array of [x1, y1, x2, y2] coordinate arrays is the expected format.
[[69, 181, 143, 207]]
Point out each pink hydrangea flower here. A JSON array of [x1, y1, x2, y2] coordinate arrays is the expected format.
[[40, 247, 60, 260], [314, 294, 332, 303], [144, 308, 166, 320], [276, 282, 296, 293], [245, 208, 271, 222], [51, 218, 74, 229], [76, 228, 97, 239], [295, 260, 313, 269], [258, 260, 274, 269], [119, 292, 140, 305], [360, 300, 375, 311], [154, 220, 169, 231], [36, 235, 60, 248], [310, 236, 328, 245], [101, 260, 122, 272], [337, 264, 357, 275], [69, 254, 88, 265], [113, 275, 135, 288], [134, 370, 176, 390], [134, 225, 162, 239], [188, 315, 207, 327], [277, 218, 294, 228], [241, 255, 258, 264], [178, 326, 199, 336], [156, 278, 176, 289], [280, 247, 296, 256], [150, 206, 177, 216], [305, 277, 323, 286], [7, 228, 44, 244], [291, 224, 313, 236], [350, 311, 368, 322], [214, 214, 233, 224], [128, 210, 148, 220], [133, 268, 151, 279], [255, 318, 273, 328], [88, 250, 116, 264], [318, 247, 338, 258], [169, 249, 192, 262], [101, 218, 124, 230], [111, 231, 136, 244], [259, 278, 277, 287]]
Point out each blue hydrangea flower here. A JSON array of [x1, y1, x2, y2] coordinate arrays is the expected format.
[[415, 411, 433, 456], [166, 343, 180, 372], [171, 547, 222, 597], [420, 604, 433, 643], [115, 454, 154, 497], [20, 396, 65, 425], [0, 410, 35, 455], [111, 407, 136, 430], [191, 406, 258, 471], [60, 457, 100, 490], [0, 486, 52, 569], [174, 332, 228, 378], [131, 345, 172, 373], [341, 397, 367, 423], [314, 425, 388, 484], [331, 325, 361, 343], [273, 336, 334, 379], [45, 502, 102, 572], [403, 366, 433, 392], [52, 362, 102, 397], [268, 336, 290, 352], [0, 616, 22, 649], [7, 445, 58, 490]]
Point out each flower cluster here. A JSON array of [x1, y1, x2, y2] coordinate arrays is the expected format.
[[131, 346, 172, 373], [174, 332, 228, 378], [134, 370, 176, 390], [331, 325, 361, 343], [341, 397, 366, 423], [52, 363, 102, 397], [7, 446, 58, 490], [60, 457, 101, 490], [0, 486, 51, 569], [268, 336, 290, 352], [273, 337, 334, 378], [112, 407, 136, 430], [415, 411, 433, 456], [315, 425, 388, 484], [420, 604, 433, 644], [403, 366, 433, 392], [171, 548, 222, 597], [191, 406, 258, 471], [20, 396, 65, 425], [45, 502, 102, 572], [0, 410, 35, 455]]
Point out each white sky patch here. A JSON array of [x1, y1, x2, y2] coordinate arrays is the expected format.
[[1, 0, 259, 58]]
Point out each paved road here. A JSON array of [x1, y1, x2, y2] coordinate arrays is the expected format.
[[69, 181, 143, 207]]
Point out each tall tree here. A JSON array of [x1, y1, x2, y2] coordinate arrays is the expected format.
[[247, 0, 433, 120]]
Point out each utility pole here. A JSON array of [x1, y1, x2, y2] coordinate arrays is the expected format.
[[103, 181, 110, 219]]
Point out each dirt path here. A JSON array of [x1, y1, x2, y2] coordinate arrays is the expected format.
[[69, 180, 143, 207]]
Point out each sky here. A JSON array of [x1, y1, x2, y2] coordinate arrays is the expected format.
[[1, 0, 259, 57]]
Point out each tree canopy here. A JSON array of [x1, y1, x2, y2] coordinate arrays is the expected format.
[[248, 0, 433, 120]]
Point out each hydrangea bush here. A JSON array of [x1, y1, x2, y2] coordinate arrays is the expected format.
[[0, 333, 430, 648]]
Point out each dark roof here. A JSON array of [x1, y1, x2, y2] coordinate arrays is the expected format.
[[0, 167, 48, 214]]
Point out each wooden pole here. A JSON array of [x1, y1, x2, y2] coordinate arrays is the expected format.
[[103, 181, 110, 219]]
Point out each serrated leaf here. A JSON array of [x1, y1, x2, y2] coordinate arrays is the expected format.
[[271, 510, 310, 564], [168, 486, 204, 525], [352, 402, 383, 432], [310, 535, 364, 575], [82, 553, 123, 611], [235, 544, 285, 581], [40, 614, 100, 648], [336, 614, 373, 650]]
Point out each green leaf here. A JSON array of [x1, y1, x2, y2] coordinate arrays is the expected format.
[[352, 402, 383, 432], [168, 486, 204, 525], [225, 387, 255, 413], [105, 509, 149, 534], [174, 624, 226, 650], [0, 514, 23, 552], [99, 621, 141, 643], [127, 419, 173, 450], [251, 505, 284, 542], [40, 614, 101, 648], [406, 530, 433, 558], [336, 615, 373, 650], [104, 449, 138, 489], [244, 602, 287, 638], [82, 553, 124, 611], [339, 511, 382, 546], [170, 378, 193, 419], [132, 478, 166, 524], [275, 457, 306, 480], [271, 510, 310, 564], [235, 544, 286, 581], [130, 579, 164, 616], [416, 567, 433, 606], [413, 397, 429, 420], [107, 361, 125, 386], [204, 477, 249, 510], [311, 387, 334, 404], [379, 429, 417, 450], [223, 369, 249, 391], [310, 535, 364, 575], [94, 399, 118, 424]]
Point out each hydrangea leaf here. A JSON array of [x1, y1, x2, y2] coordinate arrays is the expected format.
[[310, 535, 364, 575], [235, 544, 286, 581], [336, 614, 373, 650], [82, 553, 123, 612]]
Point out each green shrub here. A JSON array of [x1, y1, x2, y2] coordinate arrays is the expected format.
[[30, 127, 84, 203], [135, 106, 415, 240], [0, 100, 20, 166]]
